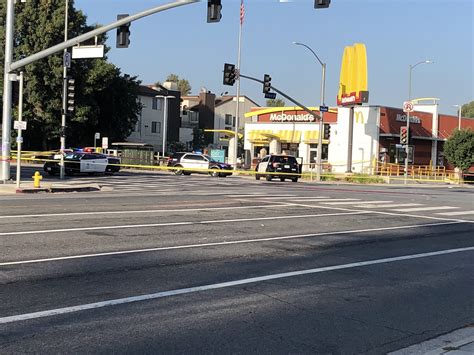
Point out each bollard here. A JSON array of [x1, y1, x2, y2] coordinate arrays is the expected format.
[[32, 171, 43, 188]]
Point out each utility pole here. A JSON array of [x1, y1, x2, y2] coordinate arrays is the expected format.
[[60, 0, 69, 180], [1, 0, 15, 183]]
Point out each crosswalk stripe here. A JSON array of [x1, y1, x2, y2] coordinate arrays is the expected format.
[[321, 200, 392, 206], [436, 210, 474, 216], [355, 203, 423, 209], [391, 206, 459, 212], [260, 196, 324, 200], [288, 198, 360, 202]]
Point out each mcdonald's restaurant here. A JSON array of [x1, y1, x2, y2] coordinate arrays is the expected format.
[[243, 107, 338, 171], [243, 99, 473, 173]]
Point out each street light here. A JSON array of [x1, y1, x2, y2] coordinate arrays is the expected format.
[[453, 105, 462, 130], [405, 59, 433, 184], [155, 95, 175, 159], [293, 41, 326, 182]]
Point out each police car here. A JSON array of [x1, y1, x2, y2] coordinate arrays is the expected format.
[[44, 152, 120, 176]]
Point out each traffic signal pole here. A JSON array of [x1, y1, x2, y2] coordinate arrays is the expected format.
[[60, 0, 69, 180], [1, 0, 198, 182], [238, 74, 322, 122]]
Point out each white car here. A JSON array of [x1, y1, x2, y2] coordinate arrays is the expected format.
[[44, 152, 113, 176]]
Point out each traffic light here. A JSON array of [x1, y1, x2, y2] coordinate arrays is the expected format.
[[66, 77, 75, 113], [223, 63, 236, 86], [323, 123, 331, 139], [314, 0, 331, 8], [400, 126, 408, 144], [116, 14, 131, 48], [263, 74, 271, 94], [207, 0, 222, 23]]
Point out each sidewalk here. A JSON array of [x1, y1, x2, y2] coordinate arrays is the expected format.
[[389, 326, 474, 354], [0, 180, 101, 194]]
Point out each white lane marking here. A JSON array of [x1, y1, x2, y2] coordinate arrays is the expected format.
[[391, 206, 459, 212], [0, 221, 462, 266], [356, 203, 423, 209], [436, 210, 474, 216], [287, 198, 360, 203], [282, 201, 474, 223], [321, 200, 393, 206], [0, 211, 369, 237], [259, 196, 327, 200], [0, 204, 288, 220], [1, 245, 473, 325]]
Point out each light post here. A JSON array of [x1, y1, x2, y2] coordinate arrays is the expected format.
[[156, 95, 175, 159], [293, 41, 326, 182], [453, 105, 462, 130], [405, 60, 433, 184]]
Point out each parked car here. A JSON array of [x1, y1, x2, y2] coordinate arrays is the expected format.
[[44, 152, 120, 176], [255, 154, 300, 182], [167, 152, 233, 177]]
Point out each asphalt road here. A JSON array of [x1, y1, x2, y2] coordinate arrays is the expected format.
[[1, 170, 473, 354]]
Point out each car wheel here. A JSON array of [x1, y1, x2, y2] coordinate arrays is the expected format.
[[255, 174, 260, 180], [280, 177, 285, 182], [210, 168, 220, 177], [174, 165, 184, 175], [266, 175, 272, 181], [291, 177, 298, 182]]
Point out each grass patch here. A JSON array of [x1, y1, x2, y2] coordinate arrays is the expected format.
[[343, 174, 385, 184]]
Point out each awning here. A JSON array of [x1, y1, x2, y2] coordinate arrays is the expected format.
[[275, 130, 302, 143], [247, 130, 274, 143], [247, 130, 302, 144]]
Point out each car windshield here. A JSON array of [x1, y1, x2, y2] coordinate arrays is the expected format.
[[65, 153, 83, 160]]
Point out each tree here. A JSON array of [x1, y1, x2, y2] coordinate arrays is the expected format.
[[0, 0, 141, 150], [155, 74, 191, 96], [192, 128, 206, 151], [266, 98, 285, 107], [444, 128, 474, 172], [461, 101, 474, 118]]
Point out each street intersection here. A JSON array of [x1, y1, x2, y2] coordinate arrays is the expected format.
[[0, 171, 473, 353]]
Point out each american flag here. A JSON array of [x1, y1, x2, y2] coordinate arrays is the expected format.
[[240, 0, 245, 25]]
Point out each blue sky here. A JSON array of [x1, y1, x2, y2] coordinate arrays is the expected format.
[[75, 0, 473, 115]]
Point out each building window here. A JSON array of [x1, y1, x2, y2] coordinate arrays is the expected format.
[[225, 114, 233, 126], [151, 121, 161, 133], [152, 98, 163, 110]]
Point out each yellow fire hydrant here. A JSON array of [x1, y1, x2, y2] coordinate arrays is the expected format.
[[32, 171, 43, 188]]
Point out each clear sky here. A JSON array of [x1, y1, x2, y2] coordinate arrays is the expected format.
[[74, 0, 473, 115]]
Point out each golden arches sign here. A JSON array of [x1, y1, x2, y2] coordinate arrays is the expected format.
[[354, 111, 365, 124], [337, 43, 369, 106]]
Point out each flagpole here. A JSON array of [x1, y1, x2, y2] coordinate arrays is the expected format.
[[233, 1, 243, 170]]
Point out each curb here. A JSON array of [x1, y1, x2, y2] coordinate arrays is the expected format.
[[13, 185, 101, 194]]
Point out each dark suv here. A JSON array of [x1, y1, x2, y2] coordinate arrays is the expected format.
[[167, 152, 233, 177], [255, 154, 300, 182]]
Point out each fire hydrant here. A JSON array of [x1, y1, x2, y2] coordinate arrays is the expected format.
[[32, 171, 43, 188]]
